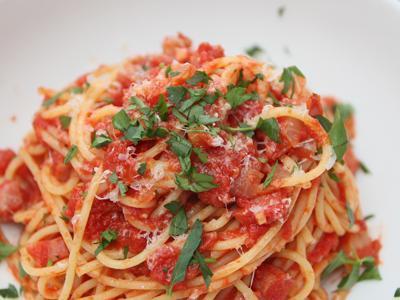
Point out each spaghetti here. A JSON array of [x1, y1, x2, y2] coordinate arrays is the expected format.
[[0, 34, 381, 300]]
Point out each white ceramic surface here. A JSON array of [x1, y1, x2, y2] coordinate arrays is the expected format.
[[0, 0, 399, 298]]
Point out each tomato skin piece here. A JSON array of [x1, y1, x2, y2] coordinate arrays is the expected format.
[[253, 264, 294, 300], [307, 233, 339, 264], [0, 180, 24, 222], [0, 149, 16, 176], [26, 237, 69, 267]]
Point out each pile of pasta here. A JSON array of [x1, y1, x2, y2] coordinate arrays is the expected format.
[[0, 34, 381, 300]]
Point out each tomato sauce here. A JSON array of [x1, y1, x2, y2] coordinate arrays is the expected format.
[[85, 199, 146, 254]]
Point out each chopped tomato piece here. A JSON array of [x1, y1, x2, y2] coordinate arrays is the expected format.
[[0, 180, 24, 222], [253, 264, 294, 300], [234, 190, 292, 226], [307, 93, 323, 117], [307, 233, 339, 264], [85, 199, 146, 254], [192, 42, 224, 66], [0, 149, 15, 176], [49, 150, 72, 182], [27, 237, 69, 267], [343, 147, 360, 174]]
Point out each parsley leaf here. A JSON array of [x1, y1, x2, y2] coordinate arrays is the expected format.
[[329, 109, 348, 161], [167, 86, 188, 104], [70, 86, 84, 94], [322, 251, 353, 279], [109, 172, 118, 184], [364, 214, 375, 221], [167, 133, 192, 157], [225, 86, 255, 109], [263, 161, 278, 188], [257, 118, 280, 143], [168, 220, 203, 294], [346, 202, 355, 227], [279, 66, 305, 98], [0, 284, 19, 299], [193, 250, 213, 288], [92, 134, 112, 148], [165, 201, 188, 236], [335, 103, 354, 120], [124, 123, 145, 144], [193, 148, 208, 163], [112, 110, 131, 132], [43, 92, 63, 108], [186, 71, 210, 86], [59, 115, 71, 129], [359, 161, 370, 174], [117, 181, 127, 197], [94, 230, 118, 256], [175, 170, 218, 193], [180, 88, 207, 112], [155, 95, 169, 121], [64, 145, 78, 164], [137, 162, 147, 176], [18, 262, 27, 279], [328, 170, 340, 182], [172, 107, 188, 124], [245, 45, 264, 58], [395, 288, 400, 298], [315, 115, 332, 132], [0, 242, 18, 260]]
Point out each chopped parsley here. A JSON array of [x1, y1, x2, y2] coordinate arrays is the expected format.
[[346, 202, 355, 227], [395, 288, 400, 298], [70, 86, 84, 94], [0, 242, 18, 260], [123, 246, 129, 259], [0, 284, 19, 299], [329, 109, 348, 162], [137, 162, 147, 176], [186, 71, 210, 86], [64, 145, 78, 164], [328, 170, 340, 182], [322, 251, 381, 290], [167, 86, 188, 104], [279, 66, 305, 98], [168, 220, 204, 294], [263, 161, 278, 188], [364, 214, 375, 221], [59, 115, 71, 129], [335, 103, 354, 120], [245, 45, 264, 58], [18, 262, 27, 279], [154, 95, 169, 121], [175, 170, 218, 193], [193, 148, 208, 163], [117, 181, 128, 197], [193, 250, 213, 288], [94, 230, 118, 256], [92, 134, 112, 148], [359, 161, 370, 174], [43, 92, 63, 108], [112, 109, 131, 132], [165, 201, 188, 236], [256, 118, 281, 143], [167, 133, 193, 158], [225, 86, 257, 109]]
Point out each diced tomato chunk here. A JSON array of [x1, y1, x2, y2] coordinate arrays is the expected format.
[[104, 140, 137, 182], [50, 150, 72, 182], [0, 180, 24, 222], [85, 199, 146, 254], [27, 237, 69, 267], [234, 190, 292, 227], [307, 93, 323, 117], [307, 233, 339, 264], [253, 264, 295, 300], [192, 42, 225, 65], [0, 149, 16, 176]]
